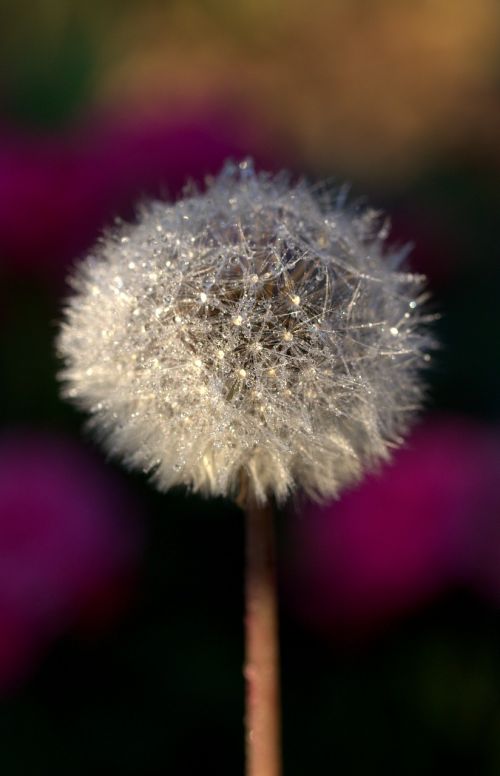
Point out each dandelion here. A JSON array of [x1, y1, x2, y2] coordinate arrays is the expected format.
[[58, 159, 430, 504], [57, 159, 432, 776]]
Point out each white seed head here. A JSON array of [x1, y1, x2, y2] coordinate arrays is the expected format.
[[57, 160, 432, 503]]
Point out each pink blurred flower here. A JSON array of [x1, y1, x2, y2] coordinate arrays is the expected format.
[[0, 431, 143, 691], [290, 416, 500, 637], [0, 110, 276, 277]]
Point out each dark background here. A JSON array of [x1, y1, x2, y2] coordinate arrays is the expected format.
[[1, 2, 500, 774]]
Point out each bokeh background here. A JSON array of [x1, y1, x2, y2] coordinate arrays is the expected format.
[[1, 1, 500, 774]]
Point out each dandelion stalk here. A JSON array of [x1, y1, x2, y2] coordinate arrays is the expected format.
[[239, 479, 281, 776]]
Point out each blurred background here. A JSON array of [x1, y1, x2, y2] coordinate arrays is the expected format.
[[1, 1, 500, 773]]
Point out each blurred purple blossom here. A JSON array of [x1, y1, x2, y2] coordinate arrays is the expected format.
[[290, 416, 500, 637], [0, 430, 143, 692], [0, 110, 275, 277]]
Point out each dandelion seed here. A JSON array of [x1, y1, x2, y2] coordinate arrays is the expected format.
[[57, 160, 432, 504]]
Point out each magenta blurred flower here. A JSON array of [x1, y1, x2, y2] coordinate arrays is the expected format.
[[0, 431, 143, 692], [0, 110, 275, 276], [290, 416, 500, 636]]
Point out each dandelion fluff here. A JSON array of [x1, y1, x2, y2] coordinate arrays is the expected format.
[[57, 160, 431, 503]]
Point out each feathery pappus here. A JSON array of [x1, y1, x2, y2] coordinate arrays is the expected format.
[[57, 160, 432, 503]]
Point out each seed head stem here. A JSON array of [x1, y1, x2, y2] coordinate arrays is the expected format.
[[242, 490, 282, 776]]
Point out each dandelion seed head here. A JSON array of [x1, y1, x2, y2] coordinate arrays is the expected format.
[[57, 160, 432, 503]]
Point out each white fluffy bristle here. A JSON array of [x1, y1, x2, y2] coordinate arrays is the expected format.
[[57, 160, 432, 503]]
